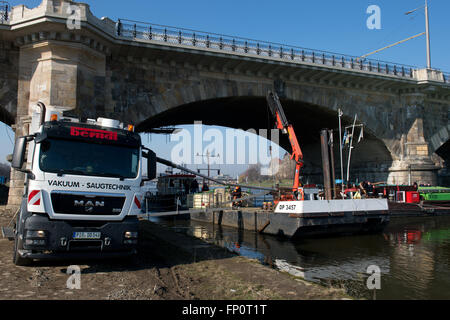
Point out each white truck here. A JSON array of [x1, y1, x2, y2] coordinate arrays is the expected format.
[[9, 102, 156, 265]]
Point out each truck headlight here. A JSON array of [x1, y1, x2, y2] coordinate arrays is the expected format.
[[26, 230, 46, 238], [124, 231, 138, 239], [124, 231, 138, 244]]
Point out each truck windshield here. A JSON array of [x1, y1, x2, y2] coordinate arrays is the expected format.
[[39, 138, 139, 179]]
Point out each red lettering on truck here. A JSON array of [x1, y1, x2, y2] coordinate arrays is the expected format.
[[70, 127, 118, 141]]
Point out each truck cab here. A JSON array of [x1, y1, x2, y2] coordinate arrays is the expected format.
[[10, 102, 156, 265]]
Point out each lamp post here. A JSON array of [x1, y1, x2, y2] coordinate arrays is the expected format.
[[405, 0, 432, 69], [425, 0, 431, 69]]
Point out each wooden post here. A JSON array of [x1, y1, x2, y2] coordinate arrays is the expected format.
[[320, 129, 332, 200], [328, 129, 336, 198]]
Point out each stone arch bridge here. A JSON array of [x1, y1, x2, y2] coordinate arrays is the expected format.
[[1, 0, 449, 207]]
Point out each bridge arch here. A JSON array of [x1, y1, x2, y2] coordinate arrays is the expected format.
[[430, 124, 450, 156], [430, 124, 450, 185], [131, 91, 394, 184], [120, 80, 388, 143]]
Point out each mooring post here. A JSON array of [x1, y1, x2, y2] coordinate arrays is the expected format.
[[320, 129, 332, 200], [328, 129, 337, 199]]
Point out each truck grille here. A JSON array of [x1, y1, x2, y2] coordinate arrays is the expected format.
[[51, 193, 125, 215]]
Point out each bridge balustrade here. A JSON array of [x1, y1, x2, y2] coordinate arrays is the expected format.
[[116, 18, 419, 80], [0, 1, 9, 24]]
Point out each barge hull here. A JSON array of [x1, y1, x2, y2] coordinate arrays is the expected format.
[[190, 208, 390, 238]]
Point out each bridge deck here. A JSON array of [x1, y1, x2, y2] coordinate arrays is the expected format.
[[116, 19, 450, 84]]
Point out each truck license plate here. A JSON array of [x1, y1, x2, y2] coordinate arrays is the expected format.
[[73, 232, 101, 240]]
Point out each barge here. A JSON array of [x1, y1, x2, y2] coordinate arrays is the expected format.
[[143, 172, 198, 212], [190, 196, 389, 238]]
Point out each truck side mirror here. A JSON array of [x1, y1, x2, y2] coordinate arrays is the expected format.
[[11, 137, 27, 170], [146, 149, 157, 180], [142, 148, 157, 181]]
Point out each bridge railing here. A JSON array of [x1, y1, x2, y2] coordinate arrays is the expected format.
[[0, 1, 9, 24], [117, 19, 417, 79]]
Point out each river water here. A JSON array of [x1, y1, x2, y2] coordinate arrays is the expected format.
[[150, 214, 450, 300]]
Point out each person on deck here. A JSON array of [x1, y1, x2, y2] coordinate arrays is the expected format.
[[232, 186, 242, 207], [359, 181, 367, 197], [366, 181, 374, 197], [190, 179, 199, 193]]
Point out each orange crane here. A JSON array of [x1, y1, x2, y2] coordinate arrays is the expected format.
[[266, 91, 304, 201]]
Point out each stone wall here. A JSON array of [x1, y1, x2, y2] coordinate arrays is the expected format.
[[0, 40, 18, 125]]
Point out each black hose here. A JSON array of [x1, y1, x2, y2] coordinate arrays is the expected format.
[[156, 156, 276, 192]]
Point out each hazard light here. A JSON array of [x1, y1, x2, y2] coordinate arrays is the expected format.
[[50, 114, 58, 121], [127, 124, 134, 132]]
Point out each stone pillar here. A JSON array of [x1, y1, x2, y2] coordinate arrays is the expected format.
[[6, 38, 106, 209], [387, 94, 439, 185], [6, 43, 33, 210]]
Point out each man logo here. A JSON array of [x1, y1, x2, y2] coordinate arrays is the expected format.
[[74, 200, 105, 213]]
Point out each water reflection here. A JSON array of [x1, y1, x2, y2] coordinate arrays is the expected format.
[[151, 215, 450, 299]]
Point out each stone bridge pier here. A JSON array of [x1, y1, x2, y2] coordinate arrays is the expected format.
[[0, 0, 449, 208]]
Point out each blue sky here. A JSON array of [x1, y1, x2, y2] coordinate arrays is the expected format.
[[1, 0, 449, 176]]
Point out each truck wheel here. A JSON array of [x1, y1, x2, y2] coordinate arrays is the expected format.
[[13, 233, 32, 266]]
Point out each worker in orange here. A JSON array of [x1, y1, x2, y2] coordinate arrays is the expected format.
[[232, 186, 242, 207]]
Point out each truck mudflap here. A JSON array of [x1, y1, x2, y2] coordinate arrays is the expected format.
[[19, 214, 139, 260]]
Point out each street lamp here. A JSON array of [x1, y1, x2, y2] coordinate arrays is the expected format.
[[406, 0, 432, 69]]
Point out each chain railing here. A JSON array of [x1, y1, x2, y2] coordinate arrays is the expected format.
[[0, 1, 9, 24], [116, 18, 419, 79]]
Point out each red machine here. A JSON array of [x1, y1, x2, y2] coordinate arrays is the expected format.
[[406, 191, 420, 204], [266, 91, 304, 201]]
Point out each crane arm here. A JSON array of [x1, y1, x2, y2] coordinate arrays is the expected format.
[[266, 91, 304, 192]]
